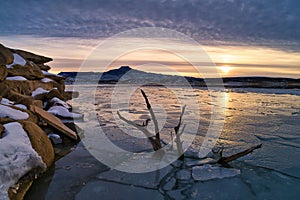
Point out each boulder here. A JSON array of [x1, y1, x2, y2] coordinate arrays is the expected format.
[[10, 49, 52, 64], [0, 44, 14, 65], [0, 65, 8, 81], [0, 104, 38, 124], [0, 80, 54, 96], [34, 88, 65, 102], [7, 90, 43, 108], [29, 105, 78, 140], [7, 62, 44, 80], [38, 64, 51, 71], [21, 121, 55, 167]]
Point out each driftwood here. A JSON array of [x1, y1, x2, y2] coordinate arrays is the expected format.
[[217, 144, 262, 165]]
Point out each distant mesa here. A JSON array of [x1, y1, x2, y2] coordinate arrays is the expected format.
[[58, 66, 300, 89]]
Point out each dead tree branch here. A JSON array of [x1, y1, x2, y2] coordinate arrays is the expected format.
[[117, 111, 162, 150], [174, 105, 186, 160], [141, 89, 160, 140], [117, 89, 163, 151], [217, 144, 262, 165]]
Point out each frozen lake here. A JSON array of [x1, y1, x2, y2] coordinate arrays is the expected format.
[[26, 85, 300, 199]]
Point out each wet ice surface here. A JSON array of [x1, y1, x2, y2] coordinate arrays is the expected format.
[[26, 85, 300, 199]]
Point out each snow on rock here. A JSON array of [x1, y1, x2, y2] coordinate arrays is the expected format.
[[48, 133, 62, 145], [6, 53, 27, 68], [41, 78, 54, 83], [50, 97, 71, 109], [0, 122, 46, 200], [47, 105, 83, 119], [192, 165, 240, 181], [14, 104, 28, 110], [31, 87, 49, 97], [6, 76, 28, 81], [42, 70, 62, 77], [0, 104, 29, 120], [0, 98, 14, 106]]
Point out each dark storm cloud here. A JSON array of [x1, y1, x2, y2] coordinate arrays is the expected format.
[[1, 0, 300, 50]]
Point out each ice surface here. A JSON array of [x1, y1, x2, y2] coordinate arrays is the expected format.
[[75, 181, 163, 200], [0, 122, 46, 200], [26, 85, 300, 199], [31, 87, 49, 97], [192, 165, 240, 181], [6, 76, 27, 81], [6, 53, 26, 68], [0, 104, 29, 120]]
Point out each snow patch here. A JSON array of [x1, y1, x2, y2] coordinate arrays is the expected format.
[[47, 105, 83, 119], [41, 78, 54, 83], [0, 122, 46, 199], [6, 76, 28, 81], [0, 104, 29, 120], [0, 98, 14, 106], [42, 70, 62, 77], [31, 87, 49, 97], [6, 53, 27, 68], [50, 97, 71, 109], [14, 104, 28, 110], [48, 133, 62, 145]]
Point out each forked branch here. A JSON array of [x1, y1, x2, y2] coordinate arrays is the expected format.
[[117, 89, 162, 151]]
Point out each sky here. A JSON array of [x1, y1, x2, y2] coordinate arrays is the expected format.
[[0, 0, 299, 78]]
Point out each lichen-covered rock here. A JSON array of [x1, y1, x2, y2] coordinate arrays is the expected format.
[[21, 121, 55, 167], [10, 49, 52, 64], [0, 65, 8, 81], [0, 44, 14, 65]]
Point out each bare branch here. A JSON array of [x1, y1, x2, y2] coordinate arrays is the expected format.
[[117, 111, 162, 151], [141, 89, 160, 139], [142, 119, 151, 127], [174, 105, 186, 133], [217, 144, 262, 164], [174, 105, 186, 160], [117, 111, 152, 137]]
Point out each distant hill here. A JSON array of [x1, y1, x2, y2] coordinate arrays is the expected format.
[[58, 66, 300, 88]]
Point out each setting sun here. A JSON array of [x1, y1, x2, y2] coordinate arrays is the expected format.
[[219, 65, 232, 75]]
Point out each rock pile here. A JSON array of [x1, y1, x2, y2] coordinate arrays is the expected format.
[[0, 43, 82, 200]]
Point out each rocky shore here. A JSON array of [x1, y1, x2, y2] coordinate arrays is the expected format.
[[0, 43, 82, 200]]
